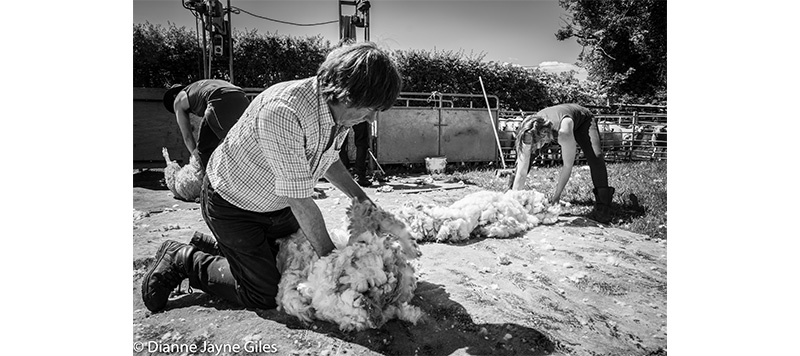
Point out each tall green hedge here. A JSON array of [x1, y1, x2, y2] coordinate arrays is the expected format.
[[134, 22, 205, 87], [133, 23, 602, 111]]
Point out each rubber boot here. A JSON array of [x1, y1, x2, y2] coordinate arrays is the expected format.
[[141, 240, 196, 312], [354, 173, 372, 187], [589, 187, 615, 224], [190, 231, 221, 256]]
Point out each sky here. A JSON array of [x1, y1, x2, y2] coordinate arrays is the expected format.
[[133, 0, 589, 79]]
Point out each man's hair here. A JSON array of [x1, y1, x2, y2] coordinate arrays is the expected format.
[[317, 41, 402, 111], [515, 115, 554, 152]]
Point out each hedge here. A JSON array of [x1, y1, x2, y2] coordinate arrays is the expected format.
[[133, 22, 603, 111]]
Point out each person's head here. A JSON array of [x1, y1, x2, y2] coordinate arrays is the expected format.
[[317, 41, 402, 118], [163, 84, 188, 114], [515, 115, 554, 152]]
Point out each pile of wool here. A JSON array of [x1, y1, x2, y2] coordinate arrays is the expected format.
[[162, 147, 204, 202], [275, 199, 423, 332], [395, 189, 560, 243]]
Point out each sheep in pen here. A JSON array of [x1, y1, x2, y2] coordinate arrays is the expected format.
[[598, 122, 667, 161]]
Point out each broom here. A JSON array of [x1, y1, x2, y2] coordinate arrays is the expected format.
[[478, 77, 513, 177]]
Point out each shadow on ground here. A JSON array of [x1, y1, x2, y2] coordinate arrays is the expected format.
[[253, 281, 555, 355], [141, 278, 556, 355], [565, 193, 647, 225], [134, 170, 168, 190]]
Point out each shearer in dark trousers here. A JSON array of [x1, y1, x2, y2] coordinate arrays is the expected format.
[[510, 103, 615, 223], [338, 121, 372, 187], [163, 79, 250, 169]]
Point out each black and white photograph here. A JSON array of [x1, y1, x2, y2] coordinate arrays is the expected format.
[[15, 1, 800, 355], [131, 1, 669, 355]]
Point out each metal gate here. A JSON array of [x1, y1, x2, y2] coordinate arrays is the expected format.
[[375, 92, 501, 164]]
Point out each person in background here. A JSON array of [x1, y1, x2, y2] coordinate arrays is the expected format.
[[163, 79, 250, 169], [339, 121, 372, 187], [510, 103, 615, 223], [142, 41, 403, 312]]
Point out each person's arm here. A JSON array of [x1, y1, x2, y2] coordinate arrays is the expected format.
[[511, 118, 537, 190], [173, 92, 201, 161], [324, 159, 373, 204], [286, 197, 336, 257], [552, 118, 576, 203], [511, 141, 533, 190]]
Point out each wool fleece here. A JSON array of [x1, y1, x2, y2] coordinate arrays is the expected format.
[[395, 189, 561, 242], [275, 199, 423, 331]]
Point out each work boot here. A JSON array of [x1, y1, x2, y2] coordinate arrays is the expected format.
[[354, 174, 372, 187], [141, 240, 196, 313], [588, 187, 615, 224], [190, 231, 221, 256]]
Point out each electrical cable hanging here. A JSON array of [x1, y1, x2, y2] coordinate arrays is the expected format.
[[180, 0, 338, 81], [231, 6, 338, 26]]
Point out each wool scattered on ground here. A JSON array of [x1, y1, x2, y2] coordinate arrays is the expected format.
[[395, 189, 561, 243]]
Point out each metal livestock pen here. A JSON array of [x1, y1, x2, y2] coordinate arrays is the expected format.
[[497, 104, 667, 167]]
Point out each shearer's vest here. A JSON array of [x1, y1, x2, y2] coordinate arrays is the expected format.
[[183, 79, 246, 117], [536, 103, 594, 132]]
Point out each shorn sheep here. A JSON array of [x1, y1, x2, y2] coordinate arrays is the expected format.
[[395, 189, 561, 243], [275, 199, 423, 332], [162, 147, 204, 202]]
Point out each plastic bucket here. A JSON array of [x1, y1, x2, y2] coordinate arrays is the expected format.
[[425, 157, 447, 174]]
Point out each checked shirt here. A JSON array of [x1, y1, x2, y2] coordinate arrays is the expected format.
[[206, 77, 349, 212]]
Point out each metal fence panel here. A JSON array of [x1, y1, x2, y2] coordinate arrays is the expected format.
[[375, 108, 440, 164], [375, 92, 501, 164], [440, 109, 499, 162]]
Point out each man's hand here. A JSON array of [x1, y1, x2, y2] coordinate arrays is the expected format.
[[324, 159, 373, 204], [287, 197, 336, 258]]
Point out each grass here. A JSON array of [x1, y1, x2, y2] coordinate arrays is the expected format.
[[382, 160, 667, 240]]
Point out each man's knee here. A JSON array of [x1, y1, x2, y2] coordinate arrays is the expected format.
[[240, 293, 278, 309], [235, 282, 280, 309]]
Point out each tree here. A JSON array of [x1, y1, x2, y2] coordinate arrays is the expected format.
[[556, 0, 666, 104], [531, 69, 606, 106]]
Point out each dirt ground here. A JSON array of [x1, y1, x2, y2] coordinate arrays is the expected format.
[[133, 170, 667, 356]]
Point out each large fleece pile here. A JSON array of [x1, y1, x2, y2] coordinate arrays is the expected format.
[[162, 147, 204, 202], [395, 189, 561, 243], [275, 200, 423, 332]]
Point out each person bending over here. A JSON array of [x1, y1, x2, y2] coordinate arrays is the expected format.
[[163, 79, 250, 169], [510, 103, 615, 223]]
